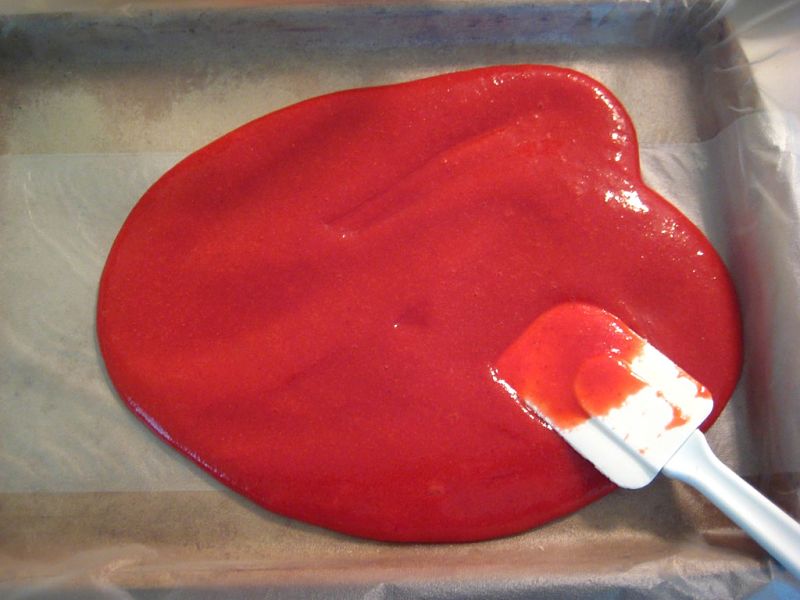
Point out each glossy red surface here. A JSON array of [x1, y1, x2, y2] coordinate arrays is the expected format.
[[575, 355, 647, 421], [97, 65, 742, 542]]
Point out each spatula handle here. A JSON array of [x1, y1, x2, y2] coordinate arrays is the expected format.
[[663, 430, 800, 580]]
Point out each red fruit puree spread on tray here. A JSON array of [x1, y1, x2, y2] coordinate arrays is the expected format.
[[97, 65, 742, 542]]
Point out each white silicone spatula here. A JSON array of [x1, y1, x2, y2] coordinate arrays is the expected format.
[[494, 302, 800, 579]]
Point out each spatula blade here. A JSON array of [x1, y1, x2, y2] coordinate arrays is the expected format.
[[494, 302, 714, 489]]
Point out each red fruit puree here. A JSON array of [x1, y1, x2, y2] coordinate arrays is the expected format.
[[97, 65, 742, 542]]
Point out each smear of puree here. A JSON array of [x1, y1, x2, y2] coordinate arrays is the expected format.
[[97, 65, 742, 542]]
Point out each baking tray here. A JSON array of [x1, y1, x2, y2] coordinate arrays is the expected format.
[[1, 1, 797, 597]]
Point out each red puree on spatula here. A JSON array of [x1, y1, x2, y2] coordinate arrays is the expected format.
[[97, 65, 742, 542]]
